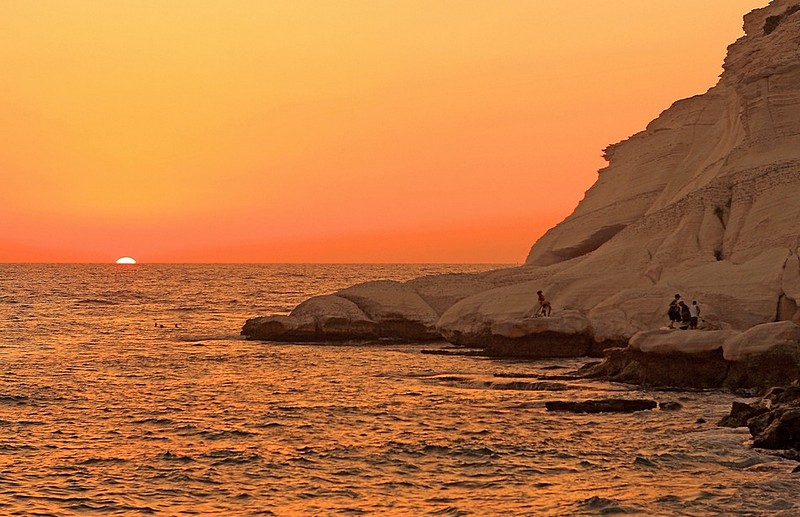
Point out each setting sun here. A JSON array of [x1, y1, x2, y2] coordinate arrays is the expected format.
[[115, 257, 136, 265]]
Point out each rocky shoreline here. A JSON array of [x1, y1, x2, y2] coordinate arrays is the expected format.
[[243, 296, 800, 387]]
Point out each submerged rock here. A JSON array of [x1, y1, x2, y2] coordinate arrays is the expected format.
[[544, 399, 657, 413]]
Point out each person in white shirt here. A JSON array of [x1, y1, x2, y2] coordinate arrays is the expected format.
[[689, 301, 701, 329]]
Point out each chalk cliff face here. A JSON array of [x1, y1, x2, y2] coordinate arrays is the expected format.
[[440, 0, 800, 343], [244, 0, 800, 350]]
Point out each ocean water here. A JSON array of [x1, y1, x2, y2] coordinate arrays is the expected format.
[[0, 263, 797, 516]]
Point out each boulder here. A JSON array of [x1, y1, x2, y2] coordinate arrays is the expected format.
[[291, 295, 379, 340], [482, 311, 594, 358], [723, 321, 800, 361], [241, 295, 378, 342], [629, 329, 739, 355], [752, 409, 800, 450], [722, 322, 800, 388], [739, 381, 800, 451], [718, 401, 769, 428], [335, 281, 441, 340], [241, 314, 315, 341], [583, 321, 800, 390]]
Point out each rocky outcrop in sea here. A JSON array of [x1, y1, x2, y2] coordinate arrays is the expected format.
[[719, 382, 800, 468], [243, 0, 800, 387]]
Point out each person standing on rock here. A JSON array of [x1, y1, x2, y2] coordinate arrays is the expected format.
[[537, 290, 552, 317], [689, 300, 701, 329], [668, 294, 682, 328], [679, 301, 692, 330]]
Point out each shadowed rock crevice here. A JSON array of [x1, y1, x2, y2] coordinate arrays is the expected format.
[[776, 293, 798, 322], [764, 4, 800, 34], [530, 224, 628, 266]]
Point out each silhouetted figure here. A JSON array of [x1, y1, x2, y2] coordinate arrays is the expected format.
[[537, 290, 552, 317], [689, 301, 701, 329], [679, 301, 691, 330], [667, 294, 682, 328]]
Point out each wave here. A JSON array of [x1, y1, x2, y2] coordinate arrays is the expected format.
[[78, 457, 130, 465], [158, 451, 196, 463], [74, 298, 116, 305], [132, 417, 174, 426], [197, 429, 257, 440]]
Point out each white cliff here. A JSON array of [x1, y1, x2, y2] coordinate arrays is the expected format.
[[244, 0, 800, 356], [438, 0, 800, 345]]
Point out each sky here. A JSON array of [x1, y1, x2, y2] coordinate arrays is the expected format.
[[0, 1, 767, 263]]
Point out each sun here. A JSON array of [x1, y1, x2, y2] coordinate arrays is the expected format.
[[115, 257, 137, 265]]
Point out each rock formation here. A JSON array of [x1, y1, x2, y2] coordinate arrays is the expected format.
[[580, 322, 800, 389], [719, 383, 800, 458], [243, 0, 800, 364]]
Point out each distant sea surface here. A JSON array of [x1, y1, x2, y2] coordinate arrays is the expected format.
[[1, 264, 796, 515]]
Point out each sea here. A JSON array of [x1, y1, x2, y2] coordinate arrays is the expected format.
[[0, 263, 797, 516]]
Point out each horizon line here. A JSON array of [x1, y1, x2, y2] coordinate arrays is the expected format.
[[0, 261, 520, 265]]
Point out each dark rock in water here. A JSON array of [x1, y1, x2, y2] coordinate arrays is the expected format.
[[492, 381, 570, 391], [696, 418, 706, 424], [734, 387, 762, 397], [752, 408, 800, 450], [764, 385, 800, 406], [420, 348, 485, 356], [544, 399, 657, 413], [740, 382, 800, 452], [747, 409, 776, 438], [718, 401, 769, 428], [793, 464, 800, 474], [659, 401, 683, 411]]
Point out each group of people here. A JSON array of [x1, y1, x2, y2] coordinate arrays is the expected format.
[[530, 290, 703, 329], [667, 294, 701, 329]]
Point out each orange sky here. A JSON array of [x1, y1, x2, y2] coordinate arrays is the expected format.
[[0, 1, 767, 263]]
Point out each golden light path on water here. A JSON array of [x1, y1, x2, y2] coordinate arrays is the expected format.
[[0, 264, 796, 515]]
